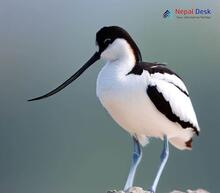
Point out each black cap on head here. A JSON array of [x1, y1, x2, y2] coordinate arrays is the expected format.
[[96, 26, 142, 62]]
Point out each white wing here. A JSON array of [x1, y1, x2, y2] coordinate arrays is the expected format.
[[149, 74, 200, 133], [151, 72, 189, 96]]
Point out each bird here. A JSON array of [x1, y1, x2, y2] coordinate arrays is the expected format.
[[28, 26, 200, 193]]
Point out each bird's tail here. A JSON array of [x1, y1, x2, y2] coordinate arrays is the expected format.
[[169, 137, 193, 150]]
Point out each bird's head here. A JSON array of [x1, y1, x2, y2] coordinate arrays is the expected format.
[[28, 26, 141, 101], [96, 26, 142, 62]]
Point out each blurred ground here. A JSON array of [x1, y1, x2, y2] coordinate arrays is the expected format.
[[108, 186, 209, 193]]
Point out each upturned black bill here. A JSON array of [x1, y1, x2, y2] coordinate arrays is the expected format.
[[28, 52, 100, 101]]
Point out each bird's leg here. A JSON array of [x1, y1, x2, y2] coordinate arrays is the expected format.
[[124, 137, 142, 191], [148, 135, 169, 193]]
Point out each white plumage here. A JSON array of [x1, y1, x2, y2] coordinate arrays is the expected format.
[[96, 39, 199, 150]]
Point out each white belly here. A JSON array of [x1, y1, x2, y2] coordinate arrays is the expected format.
[[96, 63, 193, 149]]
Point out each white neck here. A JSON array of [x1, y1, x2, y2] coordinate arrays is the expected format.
[[100, 38, 136, 75]]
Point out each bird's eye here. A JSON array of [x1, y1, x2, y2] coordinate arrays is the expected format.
[[103, 38, 111, 45]]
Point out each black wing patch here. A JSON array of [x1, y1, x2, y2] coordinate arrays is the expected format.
[[128, 62, 180, 78], [128, 62, 189, 96], [147, 85, 199, 135]]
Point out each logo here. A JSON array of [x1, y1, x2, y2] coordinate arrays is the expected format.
[[175, 8, 211, 15], [163, 10, 172, 18], [163, 8, 212, 19]]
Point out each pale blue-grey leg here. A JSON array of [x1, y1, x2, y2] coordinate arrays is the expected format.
[[124, 137, 142, 191], [148, 135, 169, 193]]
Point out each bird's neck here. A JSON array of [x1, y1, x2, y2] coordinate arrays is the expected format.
[[108, 52, 136, 76]]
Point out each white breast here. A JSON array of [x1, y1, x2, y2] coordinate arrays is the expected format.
[[96, 60, 147, 133], [96, 60, 191, 149]]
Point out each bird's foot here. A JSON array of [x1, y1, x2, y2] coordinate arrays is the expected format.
[[147, 187, 155, 193]]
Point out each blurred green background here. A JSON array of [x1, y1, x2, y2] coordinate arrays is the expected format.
[[1, 0, 220, 193]]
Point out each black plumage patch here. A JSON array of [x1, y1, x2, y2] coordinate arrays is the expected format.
[[96, 26, 142, 62], [147, 85, 199, 135], [128, 62, 189, 97], [185, 138, 193, 148], [128, 62, 180, 77]]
